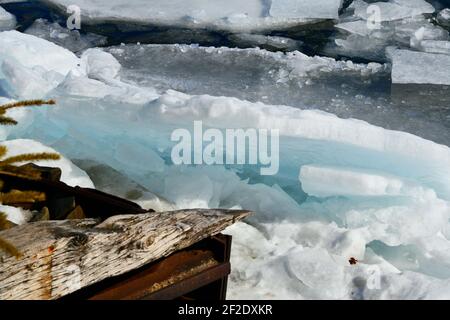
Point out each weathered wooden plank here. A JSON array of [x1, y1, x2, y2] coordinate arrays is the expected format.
[[0, 209, 251, 300]]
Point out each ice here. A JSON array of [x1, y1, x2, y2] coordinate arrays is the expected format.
[[25, 19, 107, 53], [72, 159, 175, 211], [0, 6, 15, 31], [391, 49, 450, 85], [269, 0, 342, 20], [81, 48, 121, 80], [299, 165, 432, 198], [0, 31, 83, 76], [417, 40, 450, 55], [324, 1, 446, 62], [437, 8, 450, 28], [39, 0, 338, 32], [1, 32, 450, 299], [351, 0, 435, 22], [0, 30, 85, 98], [105, 43, 450, 146], [227, 33, 303, 51]]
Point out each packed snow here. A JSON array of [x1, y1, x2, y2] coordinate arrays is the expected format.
[[1, 0, 450, 300]]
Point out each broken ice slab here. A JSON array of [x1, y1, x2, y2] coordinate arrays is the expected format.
[[0, 6, 16, 31], [269, 0, 341, 20], [324, 4, 447, 62], [391, 49, 450, 85], [351, 0, 435, 22], [417, 40, 450, 55], [25, 19, 107, 53], [227, 33, 303, 52], [437, 8, 450, 29], [38, 0, 337, 33]]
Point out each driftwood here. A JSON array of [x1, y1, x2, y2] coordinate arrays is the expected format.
[[0, 209, 250, 300]]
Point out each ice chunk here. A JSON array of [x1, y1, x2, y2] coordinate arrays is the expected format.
[[391, 49, 450, 85], [352, 0, 435, 22], [73, 159, 175, 212], [299, 165, 432, 198], [269, 0, 342, 20], [325, 1, 446, 62], [0, 31, 84, 76], [81, 48, 121, 80], [39, 0, 332, 32], [0, 55, 56, 99], [0, 6, 15, 31], [228, 33, 303, 51], [437, 8, 450, 28], [417, 40, 450, 55], [25, 19, 107, 53]]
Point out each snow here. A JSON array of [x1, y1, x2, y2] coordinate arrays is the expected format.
[[391, 49, 450, 85], [1, 139, 94, 188], [0, 139, 94, 225], [0, 6, 15, 31], [39, 0, 340, 32], [0, 204, 32, 225]]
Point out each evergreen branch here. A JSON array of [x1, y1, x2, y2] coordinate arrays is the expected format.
[[0, 99, 56, 111], [0, 165, 43, 180], [0, 190, 46, 204], [0, 237, 21, 258], [0, 116, 18, 126], [0, 212, 9, 230], [0, 152, 60, 166], [0, 146, 7, 159]]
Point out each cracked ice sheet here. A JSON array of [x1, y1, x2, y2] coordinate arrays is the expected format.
[[106, 44, 450, 146], [39, 0, 340, 32]]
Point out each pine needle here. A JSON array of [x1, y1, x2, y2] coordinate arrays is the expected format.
[[0, 116, 18, 126], [0, 165, 43, 180], [0, 99, 56, 111], [0, 212, 9, 230], [0, 146, 7, 159], [0, 190, 46, 204], [0, 152, 60, 166], [0, 237, 21, 258]]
